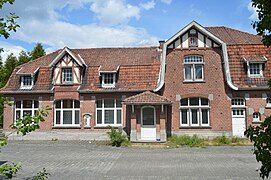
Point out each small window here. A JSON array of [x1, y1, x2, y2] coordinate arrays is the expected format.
[[253, 112, 260, 122], [231, 98, 245, 107], [62, 68, 73, 83], [190, 33, 197, 47], [266, 98, 271, 107], [102, 73, 116, 88], [20, 75, 33, 89], [248, 63, 263, 78], [183, 55, 204, 81]]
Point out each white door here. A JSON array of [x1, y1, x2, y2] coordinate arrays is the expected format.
[[141, 107, 156, 141], [232, 109, 246, 137]]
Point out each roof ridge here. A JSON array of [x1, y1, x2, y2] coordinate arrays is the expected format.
[[72, 46, 159, 50]]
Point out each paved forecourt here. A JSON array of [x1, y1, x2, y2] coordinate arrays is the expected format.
[[0, 141, 265, 180]]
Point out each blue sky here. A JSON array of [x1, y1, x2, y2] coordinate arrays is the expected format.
[[0, 0, 258, 61]]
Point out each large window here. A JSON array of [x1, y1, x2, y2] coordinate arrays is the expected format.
[[248, 63, 263, 78], [20, 75, 33, 89], [180, 97, 209, 127], [101, 73, 116, 88], [54, 100, 80, 126], [62, 68, 73, 83], [96, 99, 122, 126], [183, 55, 204, 81], [14, 100, 39, 122]]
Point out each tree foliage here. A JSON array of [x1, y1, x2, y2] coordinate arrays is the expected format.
[[31, 43, 46, 60], [17, 50, 31, 66], [251, 0, 271, 46]]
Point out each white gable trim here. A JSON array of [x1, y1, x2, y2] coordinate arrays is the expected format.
[[49, 47, 85, 67], [153, 21, 238, 92]]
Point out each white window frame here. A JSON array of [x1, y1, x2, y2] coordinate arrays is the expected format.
[[62, 68, 73, 83], [231, 98, 246, 108], [183, 55, 204, 82], [101, 73, 116, 88], [247, 63, 263, 78], [180, 98, 210, 127], [20, 75, 33, 89], [54, 100, 80, 127], [96, 99, 122, 127], [253, 112, 260, 122], [14, 100, 39, 123], [266, 97, 271, 107]]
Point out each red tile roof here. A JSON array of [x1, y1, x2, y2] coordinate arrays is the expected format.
[[205, 26, 262, 45], [123, 91, 172, 104]]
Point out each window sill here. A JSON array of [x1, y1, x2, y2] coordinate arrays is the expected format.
[[183, 80, 205, 83], [60, 83, 74, 86], [252, 121, 261, 124], [248, 76, 264, 78], [20, 86, 33, 90], [94, 125, 122, 129], [265, 105, 271, 109], [179, 126, 211, 129], [52, 126, 80, 129]]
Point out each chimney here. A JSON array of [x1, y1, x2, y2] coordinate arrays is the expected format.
[[159, 40, 165, 49]]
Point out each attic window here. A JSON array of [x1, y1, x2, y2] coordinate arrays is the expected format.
[[20, 75, 33, 89], [189, 30, 197, 47], [62, 68, 73, 83], [248, 63, 263, 78], [102, 73, 116, 88]]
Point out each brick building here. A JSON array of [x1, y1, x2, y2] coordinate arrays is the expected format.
[[1, 21, 271, 142]]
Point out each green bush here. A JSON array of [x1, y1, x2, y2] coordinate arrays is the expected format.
[[213, 134, 231, 145], [107, 126, 128, 147], [167, 134, 204, 147]]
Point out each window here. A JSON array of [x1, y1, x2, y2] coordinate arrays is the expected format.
[[20, 75, 33, 89], [96, 99, 122, 126], [183, 55, 204, 81], [102, 73, 116, 88], [54, 100, 80, 126], [14, 100, 39, 122], [248, 63, 263, 78], [62, 68, 73, 83], [231, 98, 245, 107], [180, 97, 209, 127], [253, 112, 260, 122], [190, 33, 197, 47], [266, 98, 271, 107]]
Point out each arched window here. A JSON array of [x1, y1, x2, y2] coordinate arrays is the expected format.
[[54, 100, 80, 126], [14, 100, 39, 122], [183, 55, 204, 81], [180, 97, 209, 127], [253, 112, 260, 122]]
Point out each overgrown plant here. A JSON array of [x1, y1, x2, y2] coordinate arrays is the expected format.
[[167, 134, 205, 147], [213, 134, 231, 145], [0, 162, 22, 179], [107, 126, 128, 147], [33, 168, 51, 180]]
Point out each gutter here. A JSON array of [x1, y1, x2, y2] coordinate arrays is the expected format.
[[0, 90, 54, 94]]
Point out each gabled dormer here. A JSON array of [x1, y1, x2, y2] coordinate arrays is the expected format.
[[16, 67, 39, 90], [50, 47, 86, 86], [98, 65, 119, 88]]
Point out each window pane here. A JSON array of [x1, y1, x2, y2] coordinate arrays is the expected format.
[[63, 111, 72, 124], [55, 101, 61, 108], [23, 76, 32, 86], [116, 99, 122, 107], [202, 109, 208, 124], [75, 110, 79, 124], [23, 110, 32, 117], [191, 109, 198, 124], [97, 100, 102, 108], [62, 68, 72, 82], [74, 100, 80, 108], [190, 98, 199, 106], [97, 110, 102, 124], [63, 100, 73, 108], [16, 101, 21, 108], [181, 99, 188, 106], [23, 100, 32, 108], [201, 98, 208, 105], [181, 110, 188, 125], [56, 111, 60, 124], [34, 101, 39, 108], [142, 108, 155, 125], [195, 65, 203, 79], [184, 65, 192, 80], [16, 110, 21, 119], [104, 99, 114, 108], [117, 110, 122, 124], [105, 110, 114, 124]]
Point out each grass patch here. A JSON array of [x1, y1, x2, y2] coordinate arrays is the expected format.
[[166, 134, 205, 147], [212, 134, 231, 145]]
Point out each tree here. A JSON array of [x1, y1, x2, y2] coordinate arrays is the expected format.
[[30, 43, 46, 60], [251, 0, 271, 46], [4, 53, 17, 78], [17, 50, 30, 66]]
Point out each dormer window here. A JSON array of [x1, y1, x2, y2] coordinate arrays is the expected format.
[[248, 63, 263, 78], [62, 68, 73, 83], [20, 75, 33, 89], [102, 73, 116, 88]]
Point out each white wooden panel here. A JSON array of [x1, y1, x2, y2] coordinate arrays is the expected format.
[[182, 33, 188, 48], [214, 43, 219, 47], [198, 33, 204, 47], [68, 61, 73, 66], [175, 38, 180, 48], [55, 68, 61, 84], [141, 127, 156, 141], [74, 68, 79, 83], [232, 117, 246, 137]]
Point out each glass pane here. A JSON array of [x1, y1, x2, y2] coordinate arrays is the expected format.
[[181, 110, 188, 124], [195, 65, 203, 79], [23, 100, 32, 108], [34, 100, 39, 108], [184, 65, 192, 80], [74, 100, 80, 108], [97, 100, 102, 108], [181, 98, 188, 106], [201, 98, 208, 106], [16, 110, 21, 119], [104, 99, 114, 108], [23, 110, 32, 117], [116, 99, 122, 107], [34, 110, 38, 116], [75, 111, 79, 124], [202, 109, 208, 124], [63, 100, 73, 108], [16, 101, 21, 108], [55, 101, 61, 108], [142, 107, 155, 125], [63, 111, 72, 124], [190, 98, 199, 106], [56, 111, 60, 124], [105, 110, 114, 124], [191, 109, 198, 124], [117, 110, 121, 124], [97, 110, 102, 124]]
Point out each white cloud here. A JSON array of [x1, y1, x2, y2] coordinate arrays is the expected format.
[[90, 0, 140, 26], [0, 41, 26, 63], [140, 0, 155, 10], [161, 0, 172, 5], [248, 2, 258, 21]]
